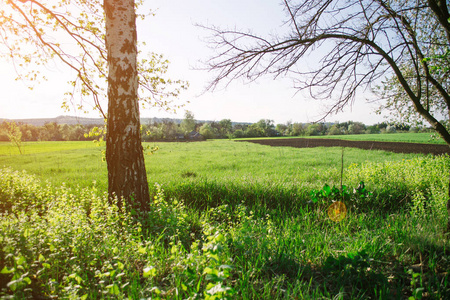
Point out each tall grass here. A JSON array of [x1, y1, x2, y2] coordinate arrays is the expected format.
[[1, 140, 450, 298]]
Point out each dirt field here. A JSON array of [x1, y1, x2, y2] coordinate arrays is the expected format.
[[239, 138, 450, 156]]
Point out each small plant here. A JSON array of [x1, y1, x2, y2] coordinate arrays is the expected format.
[[310, 181, 371, 205], [1, 255, 32, 294], [322, 250, 388, 295], [201, 231, 235, 300], [84, 125, 107, 160], [408, 269, 424, 300]]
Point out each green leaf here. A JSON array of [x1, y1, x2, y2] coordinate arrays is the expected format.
[[1, 266, 13, 274], [143, 266, 156, 278], [203, 267, 216, 275], [16, 256, 26, 266], [219, 264, 233, 270], [107, 283, 120, 295], [322, 184, 331, 196], [23, 277, 31, 285]]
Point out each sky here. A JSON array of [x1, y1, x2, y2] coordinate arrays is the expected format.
[[0, 0, 387, 125]]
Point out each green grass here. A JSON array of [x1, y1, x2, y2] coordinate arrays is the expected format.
[[0, 140, 426, 207], [1, 140, 450, 299], [0, 141, 98, 155], [0, 141, 107, 190], [313, 132, 446, 144], [238, 132, 447, 144]]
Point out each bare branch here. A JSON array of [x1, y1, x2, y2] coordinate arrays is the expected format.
[[203, 0, 450, 144]]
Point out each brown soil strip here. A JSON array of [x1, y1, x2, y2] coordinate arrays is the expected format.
[[238, 138, 450, 156]]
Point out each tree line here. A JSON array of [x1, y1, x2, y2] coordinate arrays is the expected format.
[[196, 119, 431, 140], [1, 117, 431, 144], [0, 121, 98, 142]]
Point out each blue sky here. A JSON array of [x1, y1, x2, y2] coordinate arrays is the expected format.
[[0, 0, 386, 125]]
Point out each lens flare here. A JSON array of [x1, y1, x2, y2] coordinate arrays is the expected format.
[[327, 201, 347, 222]]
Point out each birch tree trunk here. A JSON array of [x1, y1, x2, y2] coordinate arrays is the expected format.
[[104, 0, 150, 210]]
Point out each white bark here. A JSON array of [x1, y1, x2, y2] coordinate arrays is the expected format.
[[104, 0, 150, 209]]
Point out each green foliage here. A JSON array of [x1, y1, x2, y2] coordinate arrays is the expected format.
[[346, 155, 450, 217], [1, 141, 450, 298], [310, 181, 371, 206], [199, 123, 217, 139]]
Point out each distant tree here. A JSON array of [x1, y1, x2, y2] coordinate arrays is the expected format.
[[409, 126, 420, 133], [19, 124, 38, 141], [348, 122, 365, 135], [232, 123, 248, 132], [199, 123, 216, 139], [276, 123, 289, 136], [160, 120, 180, 140], [327, 124, 342, 136], [306, 123, 320, 136], [366, 125, 380, 134], [218, 119, 233, 138], [253, 119, 277, 137], [378, 122, 389, 131], [73, 125, 90, 141], [43, 122, 63, 141], [386, 125, 397, 133], [232, 129, 245, 138], [6, 122, 23, 155], [60, 124, 71, 141], [181, 111, 196, 134], [306, 123, 326, 136], [290, 122, 305, 136]]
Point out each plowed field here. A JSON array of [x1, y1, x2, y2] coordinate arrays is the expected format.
[[239, 138, 450, 155]]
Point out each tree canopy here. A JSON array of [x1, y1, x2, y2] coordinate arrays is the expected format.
[[0, 0, 187, 118]]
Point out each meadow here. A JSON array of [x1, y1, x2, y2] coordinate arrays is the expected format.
[[239, 132, 447, 144], [310, 132, 446, 144], [1, 136, 450, 299]]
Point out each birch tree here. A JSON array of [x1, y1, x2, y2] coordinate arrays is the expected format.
[[1, 0, 187, 210], [103, 0, 148, 209]]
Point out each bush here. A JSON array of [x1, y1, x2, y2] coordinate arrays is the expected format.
[[0, 168, 235, 299], [345, 155, 450, 218]]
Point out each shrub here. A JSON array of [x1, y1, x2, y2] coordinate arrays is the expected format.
[[345, 155, 450, 218]]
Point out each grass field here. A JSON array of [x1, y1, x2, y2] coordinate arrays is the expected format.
[[311, 132, 446, 144], [1, 136, 450, 299], [240, 132, 447, 144], [0, 139, 426, 203]]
